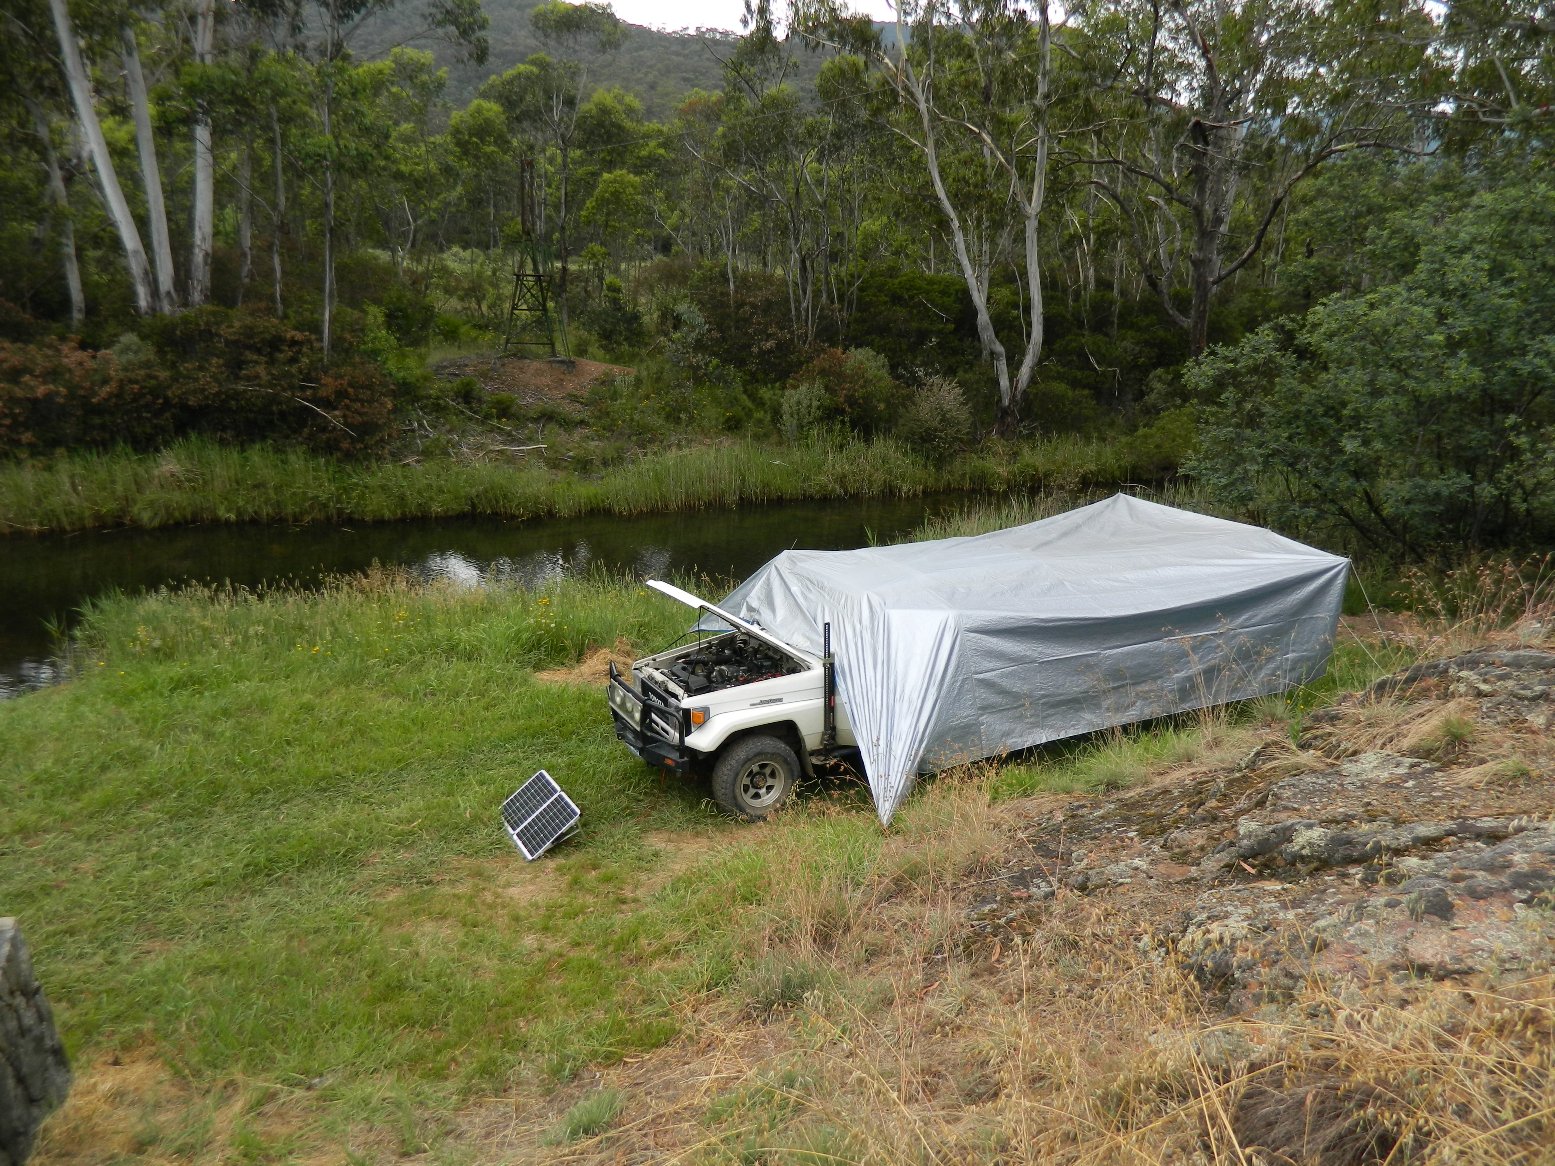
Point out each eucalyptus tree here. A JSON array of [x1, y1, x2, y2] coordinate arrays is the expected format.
[[187, 0, 216, 304], [710, 78, 832, 341], [369, 47, 451, 277], [117, 7, 179, 311], [43, 0, 162, 313], [1433, 0, 1555, 150], [666, 88, 752, 287], [40, 0, 309, 316], [1076, 0, 1437, 357], [797, 0, 1067, 433], [580, 170, 651, 276], [684, 5, 885, 346], [0, 3, 84, 322], [574, 88, 666, 279], [446, 96, 518, 251], [481, 1, 624, 335], [298, 0, 486, 357]]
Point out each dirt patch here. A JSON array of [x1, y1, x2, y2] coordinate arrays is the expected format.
[[637, 826, 732, 894], [434, 355, 632, 418], [32, 1050, 174, 1164], [534, 638, 636, 687]]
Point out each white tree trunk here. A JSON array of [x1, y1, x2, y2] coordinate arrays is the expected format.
[[237, 138, 252, 303], [1009, 5, 1052, 406], [270, 101, 285, 318], [188, 0, 216, 305], [28, 98, 85, 326], [121, 24, 178, 312], [882, 2, 1054, 432], [907, 66, 1013, 414], [47, 0, 156, 314], [321, 66, 335, 361]]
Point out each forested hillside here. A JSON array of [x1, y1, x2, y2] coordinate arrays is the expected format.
[[2, 0, 1552, 557], [352, 0, 775, 113]]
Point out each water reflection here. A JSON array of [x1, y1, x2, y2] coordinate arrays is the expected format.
[[1, 494, 975, 697], [0, 658, 64, 700]]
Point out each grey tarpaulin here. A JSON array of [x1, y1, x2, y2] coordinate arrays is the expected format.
[[710, 494, 1349, 825]]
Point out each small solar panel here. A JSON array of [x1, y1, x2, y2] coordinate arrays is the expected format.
[[501, 770, 580, 860]]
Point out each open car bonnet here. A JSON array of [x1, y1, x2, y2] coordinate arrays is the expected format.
[[645, 580, 814, 664]]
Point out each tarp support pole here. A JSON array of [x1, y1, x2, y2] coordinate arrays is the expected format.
[[821, 621, 836, 752]]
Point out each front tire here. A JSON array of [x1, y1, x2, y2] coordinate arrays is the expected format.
[[711, 734, 798, 821]]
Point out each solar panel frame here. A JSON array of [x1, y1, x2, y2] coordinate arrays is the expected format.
[[501, 770, 580, 860]]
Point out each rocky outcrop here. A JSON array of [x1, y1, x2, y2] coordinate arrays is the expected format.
[[970, 648, 1555, 1010], [1, 921, 70, 1166]]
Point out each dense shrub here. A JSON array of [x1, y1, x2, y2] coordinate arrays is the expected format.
[[1044, 300, 1186, 417], [895, 374, 973, 458], [785, 347, 907, 437], [0, 307, 396, 458], [376, 285, 437, 347], [0, 338, 104, 450], [1192, 182, 1555, 557], [584, 369, 672, 441], [685, 264, 807, 379], [1023, 377, 1106, 433], [0, 299, 44, 343], [844, 269, 976, 375], [582, 276, 647, 352], [780, 381, 834, 442], [1115, 407, 1197, 480], [361, 305, 433, 395]]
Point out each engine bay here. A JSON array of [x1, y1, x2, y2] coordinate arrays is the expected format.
[[656, 632, 805, 696]]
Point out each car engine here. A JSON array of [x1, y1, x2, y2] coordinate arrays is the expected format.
[[663, 633, 802, 695]]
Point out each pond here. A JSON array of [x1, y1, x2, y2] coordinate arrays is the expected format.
[[1, 493, 980, 698]]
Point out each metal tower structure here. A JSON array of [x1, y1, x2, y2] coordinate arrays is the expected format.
[[502, 158, 568, 358]]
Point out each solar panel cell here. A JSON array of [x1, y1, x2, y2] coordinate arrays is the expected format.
[[501, 771, 580, 860]]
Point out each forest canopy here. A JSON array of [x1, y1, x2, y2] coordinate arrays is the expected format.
[[1, 0, 1552, 555]]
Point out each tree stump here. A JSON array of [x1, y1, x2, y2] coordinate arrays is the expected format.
[[1, 921, 71, 1166]]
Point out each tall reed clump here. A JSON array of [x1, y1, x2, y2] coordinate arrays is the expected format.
[[0, 432, 1173, 534], [905, 479, 1218, 543]]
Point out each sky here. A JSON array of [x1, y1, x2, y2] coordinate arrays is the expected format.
[[606, 0, 900, 35]]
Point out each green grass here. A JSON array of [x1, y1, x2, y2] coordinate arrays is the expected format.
[[545, 1088, 624, 1144], [0, 433, 1180, 534], [1, 576, 738, 1134], [2, 557, 1402, 1159], [1, 573, 970, 1153]]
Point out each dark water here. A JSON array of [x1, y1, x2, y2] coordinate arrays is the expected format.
[[0, 494, 976, 698]]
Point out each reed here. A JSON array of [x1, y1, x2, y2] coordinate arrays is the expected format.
[[0, 433, 1179, 534]]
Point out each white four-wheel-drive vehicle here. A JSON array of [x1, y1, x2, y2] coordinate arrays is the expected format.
[[607, 581, 852, 819], [607, 496, 1350, 825]]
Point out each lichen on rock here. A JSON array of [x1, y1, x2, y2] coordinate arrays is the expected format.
[[969, 648, 1555, 1010]]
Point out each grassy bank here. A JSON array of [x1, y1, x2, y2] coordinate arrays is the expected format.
[[0, 433, 1179, 534], [0, 560, 1386, 1161]]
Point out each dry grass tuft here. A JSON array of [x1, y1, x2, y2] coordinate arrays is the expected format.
[[533, 636, 637, 686], [1451, 756, 1535, 789], [494, 717, 1555, 1165], [523, 904, 1555, 1164], [34, 1050, 323, 1166], [1401, 555, 1555, 658]]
